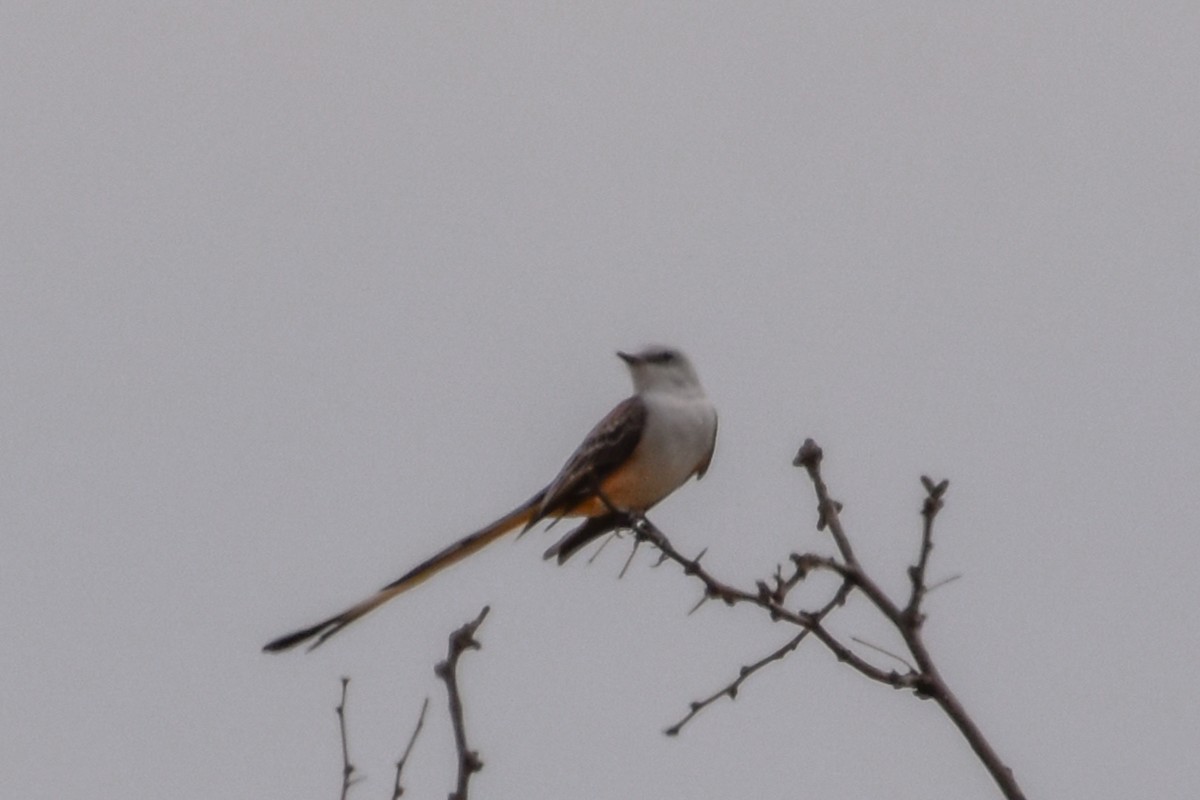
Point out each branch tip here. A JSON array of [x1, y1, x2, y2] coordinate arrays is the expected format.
[[439, 606, 490, 800], [793, 438, 823, 468], [920, 475, 950, 500]]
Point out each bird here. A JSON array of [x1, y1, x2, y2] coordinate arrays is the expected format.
[[263, 345, 717, 652]]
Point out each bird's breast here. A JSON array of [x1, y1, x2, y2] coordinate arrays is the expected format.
[[599, 393, 716, 511]]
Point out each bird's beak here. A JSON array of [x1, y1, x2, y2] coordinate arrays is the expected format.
[[617, 350, 640, 365]]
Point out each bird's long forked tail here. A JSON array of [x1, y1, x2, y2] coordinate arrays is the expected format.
[[262, 498, 539, 653]]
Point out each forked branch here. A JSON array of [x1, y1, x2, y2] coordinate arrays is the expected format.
[[635, 439, 1024, 800]]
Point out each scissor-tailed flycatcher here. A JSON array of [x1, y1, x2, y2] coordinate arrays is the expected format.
[[263, 345, 717, 652]]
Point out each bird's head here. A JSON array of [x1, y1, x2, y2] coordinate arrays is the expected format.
[[617, 345, 704, 395]]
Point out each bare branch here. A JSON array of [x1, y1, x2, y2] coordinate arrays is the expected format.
[[665, 632, 808, 736], [335, 677, 359, 800], [904, 475, 950, 624], [558, 440, 1024, 799], [391, 697, 429, 800], [629, 516, 770, 610], [666, 577, 853, 735], [793, 439, 856, 565], [794, 441, 1026, 800], [435, 606, 490, 800], [793, 442, 911, 627], [651, 438, 1026, 798]]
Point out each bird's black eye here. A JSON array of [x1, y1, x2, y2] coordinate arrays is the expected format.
[[647, 350, 676, 364]]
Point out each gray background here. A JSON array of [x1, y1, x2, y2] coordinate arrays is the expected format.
[[4, 3, 1198, 798]]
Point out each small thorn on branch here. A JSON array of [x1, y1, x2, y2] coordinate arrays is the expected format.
[[586, 532, 617, 564], [816, 499, 844, 532], [618, 537, 641, 579], [926, 573, 963, 594], [681, 547, 708, 576]]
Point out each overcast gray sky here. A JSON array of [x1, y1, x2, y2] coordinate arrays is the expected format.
[[4, 3, 1198, 798]]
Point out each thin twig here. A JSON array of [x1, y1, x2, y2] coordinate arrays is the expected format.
[[666, 577, 852, 735], [905, 475, 949, 625], [435, 606, 490, 800], [666, 633, 808, 736], [793, 439, 856, 565], [391, 697, 429, 799], [850, 636, 917, 673], [335, 677, 358, 800], [926, 573, 963, 594]]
